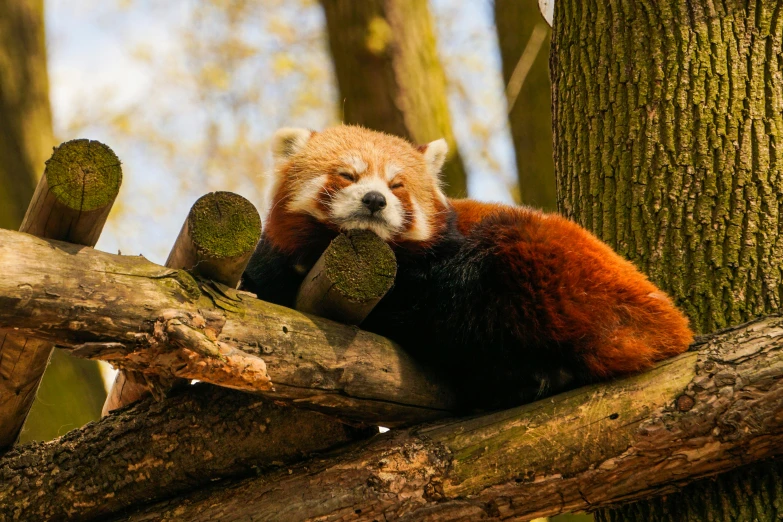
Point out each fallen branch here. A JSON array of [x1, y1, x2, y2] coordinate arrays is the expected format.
[[0, 384, 365, 522], [100, 316, 783, 520], [0, 228, 457, 427]]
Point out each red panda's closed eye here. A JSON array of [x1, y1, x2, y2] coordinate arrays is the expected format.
[[338, 171, 357, 183]]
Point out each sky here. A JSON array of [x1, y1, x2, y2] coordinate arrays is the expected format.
[[45, 0, 523, 265]]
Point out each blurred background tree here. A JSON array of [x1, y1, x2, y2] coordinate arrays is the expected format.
[[494, 0, 555, 209], [0, 0, 52, 227], [320, 0, 468, 197], [0, 0, 107, 445]]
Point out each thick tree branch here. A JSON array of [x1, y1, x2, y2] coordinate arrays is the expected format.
[[0, 228, 457, 427], [117, 316, 783, 521], [0, 384, 365, 522], [2, 315, 782, 521]]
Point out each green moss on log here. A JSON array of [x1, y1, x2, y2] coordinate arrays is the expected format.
[[45, 139, 122, 211], [188, 192, 262, 258], [324, 231, 396, 302]]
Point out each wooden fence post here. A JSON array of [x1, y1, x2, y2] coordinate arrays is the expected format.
[[0, 139, 121, 452]]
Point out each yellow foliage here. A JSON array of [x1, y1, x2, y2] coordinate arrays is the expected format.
[[365, 16, 392, 56], [200, 63, 231, 90], [272, 54, 296, 76]]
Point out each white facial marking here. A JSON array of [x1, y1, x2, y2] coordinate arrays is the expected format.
[[329, 176, 404, 239], [434, 187, 448, 207], [287, 174, 329, 220], [385, 163, 402, 182], [341, 154, 368, 175], [402, 199, 432, 241]]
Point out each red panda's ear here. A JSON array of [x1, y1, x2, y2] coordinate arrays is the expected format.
[[416, 139, 448, 179], [272, 128, 314, 163]]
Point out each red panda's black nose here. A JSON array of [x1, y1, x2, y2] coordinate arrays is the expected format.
[[362, 191, 387, 213]]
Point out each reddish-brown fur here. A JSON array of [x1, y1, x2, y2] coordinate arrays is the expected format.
[[450, 198, 506, 236], [449, 199, 693, 376]]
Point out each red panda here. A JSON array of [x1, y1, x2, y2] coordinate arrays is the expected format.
[[241, 125, 693, 409]]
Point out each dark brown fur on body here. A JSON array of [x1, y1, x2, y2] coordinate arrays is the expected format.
[[242, 126, 693, 409]]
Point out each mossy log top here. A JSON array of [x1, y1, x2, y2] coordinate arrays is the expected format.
[[165, 191, 261, 288], [0, 228, 456, 427], [186, 191, 261, 260], [44, 139, 122, 211], [5, 315, 781, 521], [20, 139, 121, 242], [324, 231, 396, 301], [296, 230, 396, 324]]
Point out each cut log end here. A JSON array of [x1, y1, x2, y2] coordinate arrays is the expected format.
[[189, 191, 262, 260], [44, 139, 122, 212], [296, 230, 397, 325], [165, 191, 262, 288], [326, 230, 397, 302]]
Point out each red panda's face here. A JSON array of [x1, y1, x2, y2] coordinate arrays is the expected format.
[[267, 126, 449, 246]]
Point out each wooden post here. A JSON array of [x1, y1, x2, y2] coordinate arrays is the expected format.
[[102, 191, 262, 416], [165, 191, 263, 285], [0, 139, 121, 452], [295, 230, 396, 325]]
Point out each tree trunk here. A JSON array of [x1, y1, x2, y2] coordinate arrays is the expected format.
[[494, 0, 556, 210], [595, 458, 783, 522], [0, 1, 107, 448], [320, 0, 469, 197], [551, 0, 783, 518]]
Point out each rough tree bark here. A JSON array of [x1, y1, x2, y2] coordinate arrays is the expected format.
[[10, 314, 773, 522], [551, 0, 783, 519], [1, 384, 365, 522], [320, 0, 469, 197], [0, 228, 457, 427], [495, 0, 556, 210]]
